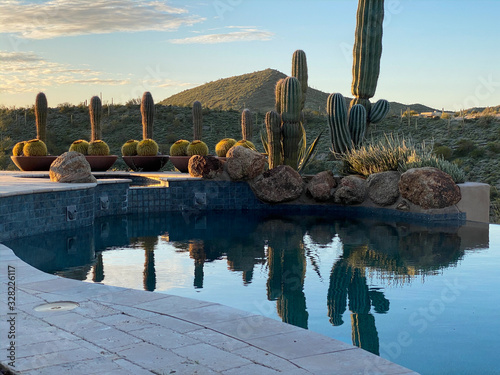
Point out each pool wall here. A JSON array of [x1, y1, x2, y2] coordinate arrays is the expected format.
[[1, 172, 491, 242]]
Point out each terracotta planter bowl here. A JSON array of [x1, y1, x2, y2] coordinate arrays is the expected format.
[[85, 155, 118, 172], [122, 155, 170, 172], [11, 156, 58, 171], [168, 155, 191, 173]]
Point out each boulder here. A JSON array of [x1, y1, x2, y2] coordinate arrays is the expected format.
[[250, 165, 304, 203], [225, 146, 266, 180], [399, 167, 461, 209], [307, 171, 337, 201], [334, 175, 367, 205], [49, 152, 97, 183], [367, 171, 401, 206], [188, 155, 223, 179]]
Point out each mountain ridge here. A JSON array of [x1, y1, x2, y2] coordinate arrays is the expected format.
[[159, 68, 437, 115]]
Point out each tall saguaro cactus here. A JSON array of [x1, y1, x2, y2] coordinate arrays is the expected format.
[[241, 108, 253, 141], [351, 0, 384, 114], [141, 91, 155, 140], [280, 77, 302, 169], [35, 92, 47, 143], [89, 96, 102, 142], [192, 100, 203, 140], [291, 50, 308, 111]]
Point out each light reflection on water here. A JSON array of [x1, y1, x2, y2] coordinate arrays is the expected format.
[[6, 212, 499, 375]]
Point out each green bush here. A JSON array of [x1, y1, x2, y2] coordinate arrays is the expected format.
[[470, 147, 486, 159], [454, 139, 476, 157], [433, 145, 453, 160], [486, 142, 500, 154], [399, 155, 466, 183]]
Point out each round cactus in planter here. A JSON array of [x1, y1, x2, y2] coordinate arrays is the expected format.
[[215, 138, 237, 157], [234, 139, 257, 151], [88, 140, 110, 156], [121, 140, 139, 156], [170, 139, 190, 156], [69, 139, 89, 155], [137, 139, 159, 156], [187, 140, 209, 156], [12, 141, 25, 156], [23, 139, 48, 156]]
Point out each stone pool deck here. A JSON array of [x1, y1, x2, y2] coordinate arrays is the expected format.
[[0, 170, 428, 374]]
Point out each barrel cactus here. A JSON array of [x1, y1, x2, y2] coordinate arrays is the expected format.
[[12, 141, 25, 156], [35, 92, 47, 143], [291, 50, 308, 111], [89, 96, 102, 142], [137, 139, 158, 156], [241, 109, 253, 141], [187, 140, 209, 156], [121, 140, 139, 156], [88, 140, 110, 156], [234, 139, 257, 151], [141, 92, 155, 140], [265, 110, 282, 169], [69, 139, 89, 155], [23, 139, 47, 156], [170, 139, 190, 156], [192, 100, 203, 140], [215, 138, 237, 157]]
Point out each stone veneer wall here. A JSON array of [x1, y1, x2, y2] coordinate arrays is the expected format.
[[0, 178, 467, 242]]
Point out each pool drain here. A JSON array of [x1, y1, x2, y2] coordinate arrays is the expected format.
[[34, 301, 79, 312]]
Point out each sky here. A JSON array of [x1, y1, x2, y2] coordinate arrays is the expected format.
[[1, 0, 499, 111]]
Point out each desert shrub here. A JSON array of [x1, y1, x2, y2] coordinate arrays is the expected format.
[[342, 134, 423, 176], [470, 147, 486, 159], [454, 139, 476, 157], [433, 145, 453, 160], [399, 155, 466, 183], [486, 142, 500, 154], [441, 113, 451, 120], [477, 114, 496, 128]]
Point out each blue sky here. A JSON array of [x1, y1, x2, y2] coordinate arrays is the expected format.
[[1, 0, 499, 111]]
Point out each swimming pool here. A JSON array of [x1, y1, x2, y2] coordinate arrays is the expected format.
[[6, 211, 499, 375]]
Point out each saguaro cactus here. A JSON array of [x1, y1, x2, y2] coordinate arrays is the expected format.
[[89, 96, 102, 142], [280, 77, 302, 169], [192, 100, 203, 140], [291, 50, 308, 111], [265, 110, 282, 169], [141, 91, 155, 140], [35, 92, 47, 143], [351, 0, 385, 115], [241, 108, 253, 141], [275, 78, 284, 114]]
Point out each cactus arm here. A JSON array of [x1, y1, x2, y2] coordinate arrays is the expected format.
[[241, 108, 253, 141], [369, 99, 390, 123], [291, 50, 308, 111], [327, 93, 351, 154], [348, 104, 367, 147]]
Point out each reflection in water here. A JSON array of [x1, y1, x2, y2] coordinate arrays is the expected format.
[[6, 212, 489, 361]]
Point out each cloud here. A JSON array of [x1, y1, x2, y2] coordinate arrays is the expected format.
[[0, 0, 204, 39], [0, 51, 130, 94], [169, 28, 274, 44]]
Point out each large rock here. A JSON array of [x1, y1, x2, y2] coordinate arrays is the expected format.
[[334, 175, 367, 205], [49, 152, 96, 183], [225, 146, 266, 180], [250, 165, 304, 203], [188, 155, 223, 179], [307, 171, 337, 201], [399, 167, 461, 209], [367, 171, 401, 206]]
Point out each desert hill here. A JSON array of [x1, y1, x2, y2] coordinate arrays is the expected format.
[[159, 68, 436, 115]]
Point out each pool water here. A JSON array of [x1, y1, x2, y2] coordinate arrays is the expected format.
[[6, 212, 500, 375]]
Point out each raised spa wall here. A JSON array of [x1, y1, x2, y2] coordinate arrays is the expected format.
[[0, 174, 491, 242]]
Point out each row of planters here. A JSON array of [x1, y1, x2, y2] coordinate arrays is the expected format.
[[11, 92, 256, 173]]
